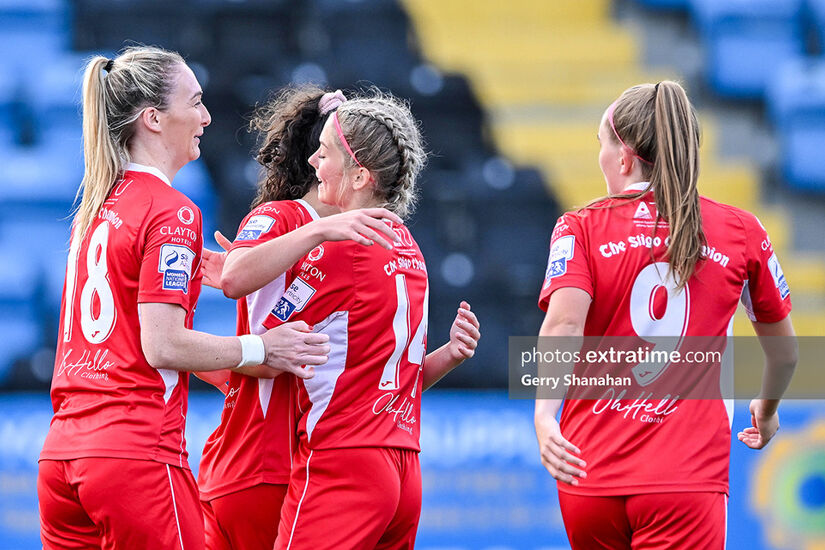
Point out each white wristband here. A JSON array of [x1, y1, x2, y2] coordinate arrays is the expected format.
[[236, 334, 265, 369]]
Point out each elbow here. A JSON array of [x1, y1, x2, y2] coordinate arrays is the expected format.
[[220, 271, 245, 300], [143, 344, 175, 369], [541, 316, 584, 338], [142, 336, 178, 370]]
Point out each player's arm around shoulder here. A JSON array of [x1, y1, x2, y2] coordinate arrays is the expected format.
[[221, 206, 400, 299]]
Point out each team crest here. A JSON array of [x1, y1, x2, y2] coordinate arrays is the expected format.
[[308, 245, 324, 262], [177, 206, 195, 225]]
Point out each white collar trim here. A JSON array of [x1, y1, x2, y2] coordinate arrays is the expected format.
[[625, 181, 651, 192], [125, 162, 172, 187], [295, 199, 320, 221]]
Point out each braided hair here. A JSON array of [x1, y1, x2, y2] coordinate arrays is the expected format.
[[249, 84, 331, 207], [334, 91, 426, 219]]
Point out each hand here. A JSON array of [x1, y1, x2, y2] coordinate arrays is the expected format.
[[314, 208, 403, 250], [447, 301, 480, 363], [201, 231, 232, 289], [738, 399, 780, 449], [260, 321, 330, 379], [535, 415, 586, 485]]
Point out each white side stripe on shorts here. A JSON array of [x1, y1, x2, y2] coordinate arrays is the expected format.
[[723, 493, 728, 550], [166, 464, 185, 550], [286, 450, 314, 550]]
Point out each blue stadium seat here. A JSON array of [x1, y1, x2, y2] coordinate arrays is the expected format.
[[807, 0, 825, 51], [782, 119, 825, 192], [690, 0, 804, 98], [0, 243, 43, 384], [765, 58, 825, 192], [765, 57, 825, 129], [634, 0, 690, 10], [0, 145, 79, 220], [26, 52, 85, 140], [0, 13, 68, 74], [0, 64, 20, 147]]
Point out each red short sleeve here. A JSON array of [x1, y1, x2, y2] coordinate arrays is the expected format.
[[230, 202, 296, 252], [538, 213, 593, 311], [740, 214, 792, 323], [137, 199, 203, 311]]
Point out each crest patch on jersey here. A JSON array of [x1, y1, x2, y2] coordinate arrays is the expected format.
[[236, 215, 276, 241], [546, 235, 575, 281], [177, 206, 195, 225], [158, 244, 194, 293], [271, 278, 316, 322], [767, 253, 790, 299]]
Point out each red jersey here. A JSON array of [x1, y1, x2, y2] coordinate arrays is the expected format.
[[41, 164, 204, 469], [263, 222, 429, 451], [538, 184, 792, 496], [198, 199, 319, 500]]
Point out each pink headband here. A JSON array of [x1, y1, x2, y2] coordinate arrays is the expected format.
[[607, 101, 653, 165], [332, 111, 363, 168], [319, 90, 346, 115]]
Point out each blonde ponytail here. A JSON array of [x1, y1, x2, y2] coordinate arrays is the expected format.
[[75, 56, 120, 240], [603, 81, 705, 290], [650, 82, 704, 290], [72, 46, 185, 239]]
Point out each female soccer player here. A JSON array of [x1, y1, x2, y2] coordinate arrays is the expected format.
[[534, 81, 797, 549], [256, 90, 446, 549], [37, 47, 330, 549], [197, 86, 479, 550]]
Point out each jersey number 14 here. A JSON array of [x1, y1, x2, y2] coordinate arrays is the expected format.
[[379, 273, 428, 396]]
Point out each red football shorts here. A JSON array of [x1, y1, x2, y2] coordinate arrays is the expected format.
[[275, 445, 421, 550], [202, 483, 288, 550], [558, 491, 727, 549], [38, 457, 204, 550]]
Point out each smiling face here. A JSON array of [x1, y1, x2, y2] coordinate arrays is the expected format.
[[159, 63, 211, 171], [308, 116, 353, 209]]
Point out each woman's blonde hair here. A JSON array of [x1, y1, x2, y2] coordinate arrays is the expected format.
[[334, 90, 426, 219], [598, 80, 705, 290], [75, 45, 185, 238]]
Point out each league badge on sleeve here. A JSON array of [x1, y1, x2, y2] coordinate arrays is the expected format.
[[271, 278, 317, 322], [236, 215, 276, 241], [158, 244, 195, 293], [546, 235, 575, 280], [767, 253, 790, 299]]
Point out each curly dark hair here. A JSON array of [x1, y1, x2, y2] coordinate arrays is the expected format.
[[249, 84, 332, 207]]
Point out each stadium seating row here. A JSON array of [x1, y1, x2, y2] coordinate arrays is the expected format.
[[634, 0, 825, 193], [0, 0, 558, 388]]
